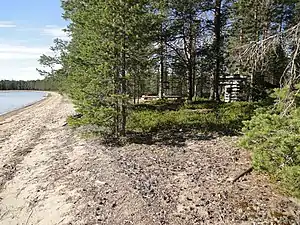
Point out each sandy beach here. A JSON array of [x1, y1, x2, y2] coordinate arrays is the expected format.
[[0, 93, 299, 225], [0, 92, 77, 224]]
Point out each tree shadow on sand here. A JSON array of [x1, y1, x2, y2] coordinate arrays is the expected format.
[[101, 129, 227, 147]]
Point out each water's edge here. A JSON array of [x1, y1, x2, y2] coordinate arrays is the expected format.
[[0, 91, 49, 117]]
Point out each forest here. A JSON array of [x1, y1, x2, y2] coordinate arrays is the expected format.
[[0, 79, 58, 91], [38, 0, 300, 198]]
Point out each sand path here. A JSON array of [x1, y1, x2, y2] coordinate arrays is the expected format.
[[0, 93, 77, 224], [0, 93, 299, 225]]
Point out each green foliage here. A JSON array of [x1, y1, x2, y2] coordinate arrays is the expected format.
[[128, 101, 257, 134], [36, 0, 300, 141], [217, 102, 259, 130], [58, 0, 161, 136], [228, 0, 298, 98], [0, 79, 58, 91], [66, 115, 83, 128], [133, 98, 184, 111], [279, 166, 300, 198], [240, 86, 300, 198], [182, 101, 216, 110]]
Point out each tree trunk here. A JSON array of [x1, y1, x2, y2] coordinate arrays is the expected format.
[[114, 61, 120, 137], [199, 75, 203, 98], [188, 65, 194, 102], [187, 19, 196, 103], [137, 75, 141, 104], [133, 72, 136, 104], [121, 52, 126, 136], [209, 73, 215, 100], [210, 0, 222, 101], [159, 23, 165, 99], [159, 52, 164, 98], [121, 30, 127, 136]]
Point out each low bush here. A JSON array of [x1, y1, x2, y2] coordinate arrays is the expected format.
[[279, 166, 300, 198], [217, 102, 259, 130], [240, 86, 300, 198], [132, 98, 183, 112], [181, 100, 217, 110], [127, 101, 257, 134]]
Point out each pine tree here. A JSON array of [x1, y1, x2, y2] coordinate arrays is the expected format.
[[61, 0, 159, 136], [37, 38, 69, 91], [163, 0, 208, 102], [209, 0, 222, 101], [228, 0, 298, 100]]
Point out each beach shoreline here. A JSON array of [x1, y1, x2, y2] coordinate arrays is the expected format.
[[0, 92, 77, 224], [0, 92, 298, 224], [0, 90, 46, 92], [0, 92, 50, 121]]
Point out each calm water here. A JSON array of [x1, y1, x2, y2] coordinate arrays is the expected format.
[[0, 91, 46, 115]]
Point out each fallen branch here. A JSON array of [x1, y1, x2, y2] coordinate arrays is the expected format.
[[25, 209, 34, 225], [228, 166, 253, 183]]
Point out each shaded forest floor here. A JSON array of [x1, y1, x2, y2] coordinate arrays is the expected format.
[[0, 93, 299, 225]]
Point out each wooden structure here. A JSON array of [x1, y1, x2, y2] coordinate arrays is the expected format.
[[220, 74, 248, 102], [140, 95, 182, 102]]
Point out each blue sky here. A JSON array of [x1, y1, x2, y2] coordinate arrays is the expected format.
[[0, 0, 68, 80]]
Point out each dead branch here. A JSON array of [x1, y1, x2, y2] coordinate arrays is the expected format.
[[228, 166, 253, 183], [25, 209, 34, 225], [235, 22, 300, 113]]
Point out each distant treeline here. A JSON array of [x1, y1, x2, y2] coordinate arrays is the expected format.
[[0, 79, 58, 91]]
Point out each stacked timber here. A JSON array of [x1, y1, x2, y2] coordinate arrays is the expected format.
[[220, 74, 248, 102]]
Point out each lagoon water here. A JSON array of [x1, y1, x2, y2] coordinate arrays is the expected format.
[[0, 91, 46, 115]]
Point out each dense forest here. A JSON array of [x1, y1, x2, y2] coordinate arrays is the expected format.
[[0, 79, 58, 91], [39, 0, 300, 197]]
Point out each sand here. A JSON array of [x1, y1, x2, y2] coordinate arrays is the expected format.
[[0, 93, 299, 225], [0, 93, 76, 224]]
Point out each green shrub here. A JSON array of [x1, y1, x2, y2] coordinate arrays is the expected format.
[[128, 101, 257, 134], [127, 110, 178, 132], [150, 98, 172, 105], [279, 166, 300, 198], [67, 115, 83, 127], [217, 102, 258, 131], [181, 101, 217, 110], [133, 98, 183, 111], [240, 86, 300, 198]]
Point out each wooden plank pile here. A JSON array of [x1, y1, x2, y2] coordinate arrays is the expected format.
[[220, 74, 248, 102]]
